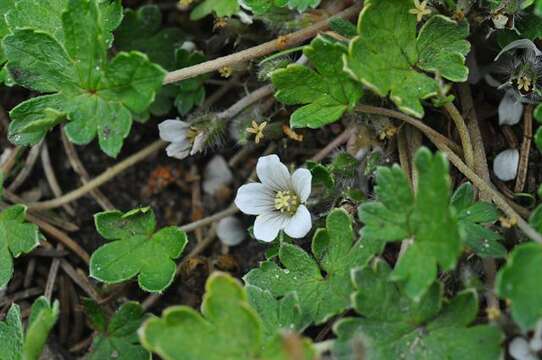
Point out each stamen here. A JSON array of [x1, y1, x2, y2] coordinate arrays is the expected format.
[[274, 190, 300, 215], [517, 75, 532, 92]]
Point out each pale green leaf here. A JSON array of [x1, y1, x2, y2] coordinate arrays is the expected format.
[[139, 272, 314, 360], [0, 204, 42, 289], [272, 36, 362, 128], [333, 259, 502, 360], [190, 0, 240, 20], [496, 242, 542, 331], [245, 209, 375, 325], [344, 0, 470, 118], [90, 208, 188, 293]]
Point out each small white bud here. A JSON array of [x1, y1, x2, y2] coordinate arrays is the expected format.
[[498, 91, 524, 126], [203, 155, 233, 195], [493, 149, 519, 181], [217, 217, 246, 246]]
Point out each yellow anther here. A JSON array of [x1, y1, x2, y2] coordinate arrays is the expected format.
[[517, 75, 532, 92], [274, 190, 300, 215]]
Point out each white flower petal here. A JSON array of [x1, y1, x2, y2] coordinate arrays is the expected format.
[[509, 337, 537, 360], [235, 183, 275, 215], [165, 141, 190, 159], [291, 168, 312, 202], [158, 120, 189, 142], [190, 131, 207, 155], [495, 39, 542, 61], [499, 91, 524, 126], [254, 212, 289, 242], [217, 217, 246, 246], [203, 155, 233, 195], [284, 205, 312, 239], [256, 154, 291, 191], [493, 149, 519, 181]]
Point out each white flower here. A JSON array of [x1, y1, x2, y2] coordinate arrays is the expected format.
[[203, 155, 233, 195], [234, 155, 312, 242], [158, 119, 205, 159], [509, 337, 539, 360], [493, 148, 519, 181], [217, 216, 246, 246], [499, 90, 524, 126]]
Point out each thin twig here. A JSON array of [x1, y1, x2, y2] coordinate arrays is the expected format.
[[0, 146, 22, 177], [163, 3, 362, 84], [397, 127, 411, 183], [27, 140, 167, 211], [8, 140, 43, 192], [61, 130, 114, 211], [41, 141, 75, 216], [311, 130, 351, 162], [216, 84, 274, 119], [444, 102, 475, 170], [514, 104, 533, 193], [44, 245, 62, 301], [28, 214, 90, 263]]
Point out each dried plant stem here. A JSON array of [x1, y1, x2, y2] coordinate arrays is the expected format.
[[311, 130, 351, 162], [356, 105, 542, 243], [27, 140, 166, 211], [458, 84, 491, 198], [397, 127, 411, 182], [444, 102, 475, 170], [41, 141, 75, 216], [163, 3, 362, 84], [61, 130, 114, 211], [8, 140, 42, 192], [216, 84, 274, 119], [514, 104, 533, 193]]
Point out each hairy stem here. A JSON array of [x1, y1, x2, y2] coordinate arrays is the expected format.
[[163, 3, 362, 84], [444, 102, 475, 170]]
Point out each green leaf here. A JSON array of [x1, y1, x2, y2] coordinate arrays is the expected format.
[[496, 242, 542, 331], [534, 103, 542, 154], [114, 5, 184, 70], [4, 0, 165, 157], [0, 204, 42, 289], [333, 259, 502, 360], [0, 0, 14, 66], [359, 148, 462, 301], [451, 183, 505, 258], [272, 36, 363, 128], [244, 209, 375, 325], [87, 301, 150, 360], [190, 0, 240, 20], [242, 0, 319, 14], [5, 0, 122, 46], [246, 286, 309, 337], [0, 296, 59, 360], [90, 207, 188, 293], [344, 0, 470, 118], [174, 49, 208, 115], [139, 272, 314, 360]]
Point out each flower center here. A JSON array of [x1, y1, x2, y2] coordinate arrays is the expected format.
[[186, 127, 199, 143], [516, 75, 533, 93], [274, 190, 300, 215]]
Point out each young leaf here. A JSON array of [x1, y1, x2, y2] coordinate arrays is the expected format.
[[246, 286, 310, 337], [4, 0, 166, 157], [190, 0, 240, 20], [359, 148, 462, 301], [496, 242, 542, 331], [89, 207, 188, 293], [86, 301, 150, 360], [0, 0, 13, 68], [139, 272, 314, 360], [344, 0, 470, 118], [272, 35, 363, 128], [333, 259, 502, 360], [0, 204, 43, 289], [0, 296, 59, 360], [451, 183, 505, 258], [244, 208, 375, 325]]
